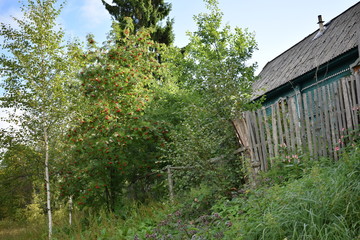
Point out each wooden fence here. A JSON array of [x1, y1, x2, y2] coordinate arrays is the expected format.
[[233, 71, 360, 175]]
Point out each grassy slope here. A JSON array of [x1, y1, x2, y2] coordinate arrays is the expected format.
[[1, 146, 359, 240]]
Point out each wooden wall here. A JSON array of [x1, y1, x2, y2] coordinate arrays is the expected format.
[[236, 72, 360, 175]]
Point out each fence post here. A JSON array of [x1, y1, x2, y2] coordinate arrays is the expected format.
[[167, 165, 174, 203]]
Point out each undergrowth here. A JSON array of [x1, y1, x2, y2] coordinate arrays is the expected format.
[[1, 145, 359, 239]]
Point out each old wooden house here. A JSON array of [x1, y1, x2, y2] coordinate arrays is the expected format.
[[234, 2, 360, 177]]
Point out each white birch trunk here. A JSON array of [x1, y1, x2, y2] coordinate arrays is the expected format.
[[44, 128, 52, 239]]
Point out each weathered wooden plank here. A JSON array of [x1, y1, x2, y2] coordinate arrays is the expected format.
[[327, 83, 338, 160], [257, 109, 268, 171], [245, 111, 257, 166], [303, 92, 313, 156], [263, 107, 274, 161], [288, 97, 296, 151], [276, 101, 284, 146], [282, 99, 291, 150], [271, 104, 279, 160], [355, 72, 360, 125], [309, 90, 317, 158], [338, 80, 346, 134], [313, 88, 320, 158], [334, 80, 345, 154], [252, 111, 263, 169], [356, 72, 360, 108], [342, 77, 353, 130], [350, 75, 359, 127], [318, 86, 327, 157], [291, 96, 302, 149], [322, 85, 331, 157], [296, 89, 305, 148]]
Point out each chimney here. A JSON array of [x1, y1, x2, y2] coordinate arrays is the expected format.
[[317, 15, 325, 32]]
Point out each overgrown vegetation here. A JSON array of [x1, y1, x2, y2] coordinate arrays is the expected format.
[[1, 143, 358, 239], [0, 0, 359, 239]]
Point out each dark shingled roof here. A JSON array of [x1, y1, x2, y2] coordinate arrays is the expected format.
[[253, 2, 360, 98]]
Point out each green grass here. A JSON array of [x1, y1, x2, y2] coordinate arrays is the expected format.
[[0, 219, 46, 240], [2, 146, 359, 239]]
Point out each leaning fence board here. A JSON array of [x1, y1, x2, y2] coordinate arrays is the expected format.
[[238, 73, 359, 178], [313, 89, 320, 157], [342, 77, 353, 130], [297, 90, 305, 148], [252, 111, 263, 167], [307, 91, 316, 157], [350, 76, 359, 127], [271, 104, 279, 159], [318, 86, 327, 156], [245, 112, 256, 164], [263, 107, 274, 161], [257, 109, 268, 171], [282, 100, 291, 149], [328, 83, 337, 159], [322, 86, 332, 156], [303, 92, 313, 156], [292, 96, 302, 147], [276, 101, 284, 146], [338, 80, 346, 133], [248, 111, 261, 166], [287, 97, 296, 151], [356, 72, 360, 109]]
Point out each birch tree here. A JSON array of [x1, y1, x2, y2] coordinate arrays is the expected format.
[[0, 0, 81, 238]]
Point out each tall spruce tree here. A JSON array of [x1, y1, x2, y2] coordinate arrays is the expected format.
[[101, 0, 174, 45]]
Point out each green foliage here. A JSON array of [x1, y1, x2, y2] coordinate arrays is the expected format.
[[134, 145, 359, 239], [0, 1, 84, 237], [61, 21, 170, 211], [101, 0, 174, 45], [162, 0, 257, 193]]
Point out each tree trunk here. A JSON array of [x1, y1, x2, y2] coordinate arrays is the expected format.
[[69, 196, 73, 225], [44, 128, 52, 239]]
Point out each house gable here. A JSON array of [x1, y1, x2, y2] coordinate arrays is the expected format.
[[253, 2, 360, 104]]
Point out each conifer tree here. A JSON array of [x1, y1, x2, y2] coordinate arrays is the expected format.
[[101, 0, 174, 45]]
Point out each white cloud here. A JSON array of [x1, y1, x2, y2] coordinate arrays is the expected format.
[[80, 0, 111, 27]]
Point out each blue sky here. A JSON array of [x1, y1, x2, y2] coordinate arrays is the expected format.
[[0, 0, 358, 71], [0, 0, 359, 128]]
